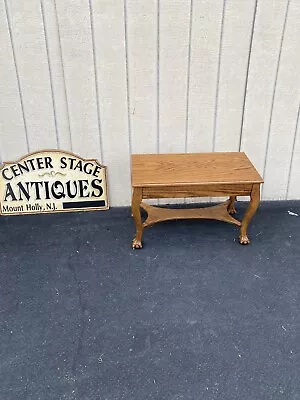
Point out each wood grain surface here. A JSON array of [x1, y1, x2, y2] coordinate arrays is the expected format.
[[132, 152, 263, 187]]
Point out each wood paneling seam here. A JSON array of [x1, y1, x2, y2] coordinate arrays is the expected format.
[[185, 0, 193, 154], [262, 0, 290, 197], [286, 98, 300, 199], [123, 0, 132, 158], [53, 0, 72, 151], [239, 0, 258, 151], [213, 0, 226, 152], [89, 0, 103, 162], [40, 0, 59, 148], [156, 0, 160, 154], [3, 0, 29, 153]]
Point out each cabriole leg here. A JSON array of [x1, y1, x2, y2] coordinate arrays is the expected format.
[[227, 196, 237, 214], [131, 188, 143, 249], [239, 184, 260, 245]]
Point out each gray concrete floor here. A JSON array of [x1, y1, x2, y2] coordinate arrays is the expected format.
[[0, 201, 299, 400]]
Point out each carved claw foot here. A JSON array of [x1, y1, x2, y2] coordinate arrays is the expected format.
[[132, 238, 143, 249], [239, 234, 250, 245], [228, 204, 237, 215]]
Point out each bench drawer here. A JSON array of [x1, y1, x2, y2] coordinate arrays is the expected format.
[[142, 184, 253, 199]]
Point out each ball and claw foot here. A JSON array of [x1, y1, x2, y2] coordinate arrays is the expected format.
[[132, 237, 143, 249], [228, 204, 237, 215], [239, 234, 250, 245]]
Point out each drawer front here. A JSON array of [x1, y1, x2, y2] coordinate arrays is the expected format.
[[142, 184, 253, 199]]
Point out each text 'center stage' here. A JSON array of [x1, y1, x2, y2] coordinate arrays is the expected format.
[[0, 150, 109, 215]]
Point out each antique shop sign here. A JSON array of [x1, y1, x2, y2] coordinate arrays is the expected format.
[[0, 151, 109, 215]]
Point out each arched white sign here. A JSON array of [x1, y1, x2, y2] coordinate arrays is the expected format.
[[0, 151, 109, 215]]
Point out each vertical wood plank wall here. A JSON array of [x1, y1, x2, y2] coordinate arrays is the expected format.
[[1, 0, 300, 205]]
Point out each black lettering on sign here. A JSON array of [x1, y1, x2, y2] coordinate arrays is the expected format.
[[60, 157, 67, 169], [11, 165, 20, 177], [44, 181, 51, 200], [69, 158, 76, 169], [0, 152, 108, 214], [91, 179, 103, 198], [93, 166, 101, 177], [78, 180, 89, 198], [2, 168, 13, 181], [66, 181, 78, 199], [36, 158, 44, 169], [18, 162, 30, 174], [4, 183, 17, 201], [45, 157, 53, 169], [31, 181, 43, 200], [83, 162, 93, 175], [74, 160, 83, 172], [17, 182, 30, 201], [46, 202, 56, 210], [27, 159, 36, 170], [51, 181, 66, 199]]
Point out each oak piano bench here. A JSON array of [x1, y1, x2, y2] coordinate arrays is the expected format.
[[131, 152, 263, 249]]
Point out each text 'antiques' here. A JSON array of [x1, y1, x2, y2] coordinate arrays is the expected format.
[[0, 151, 109, 215]]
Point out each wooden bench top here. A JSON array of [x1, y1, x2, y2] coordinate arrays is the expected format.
[[131, 152, 263, 187]]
